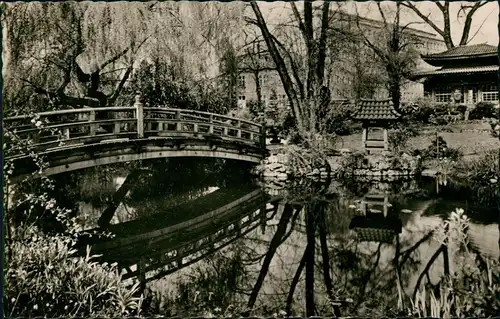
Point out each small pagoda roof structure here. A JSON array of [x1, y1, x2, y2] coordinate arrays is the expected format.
[[411, 44, 498, 81], [352, 99, 401, 121], [349, 214, 402, 243], [351, 99, 401, 153]]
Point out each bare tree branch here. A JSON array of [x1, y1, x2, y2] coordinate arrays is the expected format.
[[290, 2, 308, 41], [316, 1, 330, 87], [250, 2, 304, 128], [401, 2, 449, 47], [107, 65, 133, 106], [459, 1, 488, 46]]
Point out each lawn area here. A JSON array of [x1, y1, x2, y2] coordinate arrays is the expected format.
[[338, 120, 499, 161]]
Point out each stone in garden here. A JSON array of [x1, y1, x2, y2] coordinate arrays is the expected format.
[[267, 163, 283, 170], [277, 173, 287, 180], [263, 171, 278, 177], [268, 155, 278, 163]]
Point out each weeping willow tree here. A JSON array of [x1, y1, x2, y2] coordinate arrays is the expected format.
[[2, 2, 245, 115]]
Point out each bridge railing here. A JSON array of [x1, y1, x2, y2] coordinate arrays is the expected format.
[[4, 95, 266, 158]]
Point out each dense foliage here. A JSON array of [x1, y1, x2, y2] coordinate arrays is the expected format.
[[469, 102, 497, 120], [450, 150, 499, 207], [3, 129, 144, 318], [417, 135, 463, 162]]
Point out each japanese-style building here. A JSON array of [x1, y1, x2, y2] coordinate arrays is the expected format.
[[410, 44, 499, 105], [351, 99, 401, 153]]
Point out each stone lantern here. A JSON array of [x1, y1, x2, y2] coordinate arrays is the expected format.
[[351, 99, 401, 154]]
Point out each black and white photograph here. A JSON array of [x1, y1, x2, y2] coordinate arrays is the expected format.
[[2, 1, 500, 317]]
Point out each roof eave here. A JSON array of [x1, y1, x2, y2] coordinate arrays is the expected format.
[[421, 52, 497, 64]]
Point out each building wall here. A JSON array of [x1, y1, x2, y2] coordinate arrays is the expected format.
[[423, 73, 499, 104], [237, 15, 447, 108]]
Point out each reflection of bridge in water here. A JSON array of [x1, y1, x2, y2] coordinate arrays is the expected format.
[[4, 96, 266, 182], [79, 185, 283, 283]]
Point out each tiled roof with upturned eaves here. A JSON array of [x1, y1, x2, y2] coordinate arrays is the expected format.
[[422, 44, 497, 59], [352, 227, 397, 243], [410, 65, 499, 80], [351, 99, 401, 121]]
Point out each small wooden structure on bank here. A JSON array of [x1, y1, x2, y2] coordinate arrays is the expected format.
[[351, 99, 401, 153]]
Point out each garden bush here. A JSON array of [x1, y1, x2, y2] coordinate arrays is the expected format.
[[449, 149, 498, 206], [410, 209, 500, 318], [418, 136, 462, 162], [4, 124, 144, 318], [4, 226, 143, 318], [408, 97, 467, 124], [389, 121, 420, 152], [469, 102, 496, 120]]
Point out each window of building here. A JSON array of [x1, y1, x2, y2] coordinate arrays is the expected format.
[[258, 74, 268, 85], [482, 85, 498, 102], [238, 95, 246, 101], [238, 75, 246, 89], [434, 87, 451, 103]]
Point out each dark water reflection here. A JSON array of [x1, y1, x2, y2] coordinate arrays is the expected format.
[[69, 160, 499, 317]]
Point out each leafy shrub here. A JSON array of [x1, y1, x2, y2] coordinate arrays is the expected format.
[[419, 136, 462, 162], [246, 100, 265, 119], [469, 102, 496, 120], [4, 227, 143, 318], [4, 126, 144, 318], [410, 209, 500, 318], [406, 97, 435, 123], [389, 122, 420, 152], [324, 100, 354, 136], [450, 149, 498, 206], [409, 97, 465, 124]]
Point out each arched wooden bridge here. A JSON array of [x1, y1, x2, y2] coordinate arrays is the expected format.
[[4, 96, 267, 182]]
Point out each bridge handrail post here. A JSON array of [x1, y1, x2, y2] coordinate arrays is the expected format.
[[259, 125, 266, 150], [236, 120, 242, 138], [176, 110, 182, 131], [89, 110, 96, 136], [208, 114, 214, 134], [135, 93, 144, 138]]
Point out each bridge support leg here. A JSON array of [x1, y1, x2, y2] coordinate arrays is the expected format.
[[98, 170, 142, 228]]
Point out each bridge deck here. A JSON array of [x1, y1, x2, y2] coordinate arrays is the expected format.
[[4, 104, 266, 180]]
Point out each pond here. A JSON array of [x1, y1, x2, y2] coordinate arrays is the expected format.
[[62, 159, 499, 316]]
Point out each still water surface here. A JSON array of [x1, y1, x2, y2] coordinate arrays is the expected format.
[[71, 160, 499, 316]]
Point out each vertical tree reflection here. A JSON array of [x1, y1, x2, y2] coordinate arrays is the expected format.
[[245, 203, 295, 315]]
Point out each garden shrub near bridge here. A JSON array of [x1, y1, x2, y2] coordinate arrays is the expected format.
[[4, 225, 144, 318], [3, 135, 144, 318]]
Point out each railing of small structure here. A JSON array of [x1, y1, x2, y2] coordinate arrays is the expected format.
[[3, 95, 266, 159]]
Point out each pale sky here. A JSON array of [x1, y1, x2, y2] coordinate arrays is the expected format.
[[255, 1, 499, 47]]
